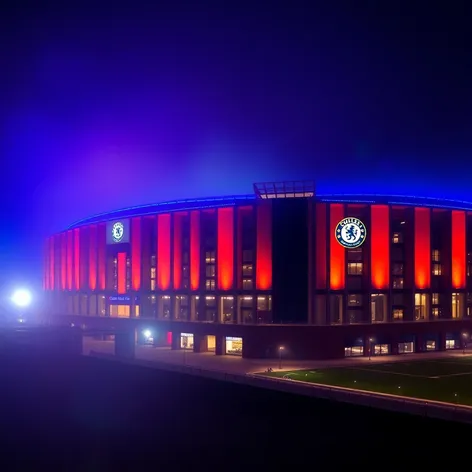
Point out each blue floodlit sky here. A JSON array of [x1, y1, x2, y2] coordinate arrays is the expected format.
[[1, 1, 472, 287]]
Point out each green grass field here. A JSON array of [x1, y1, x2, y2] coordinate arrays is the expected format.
[[263, 356, 472, 406]]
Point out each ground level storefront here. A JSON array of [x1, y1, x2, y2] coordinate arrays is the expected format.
[[57, 314, 472, 360]]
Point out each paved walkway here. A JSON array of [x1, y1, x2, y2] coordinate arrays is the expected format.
[[83, 338, 471, 374]]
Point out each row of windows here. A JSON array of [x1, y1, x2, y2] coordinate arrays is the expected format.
[[328, 292, 470, 324]]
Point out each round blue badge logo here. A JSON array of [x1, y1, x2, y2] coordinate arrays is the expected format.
[[335, 217, 366, 248]]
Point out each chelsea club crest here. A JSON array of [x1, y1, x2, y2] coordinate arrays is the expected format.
[[112, 222, 124, 243], [335, 217, 366, 248]]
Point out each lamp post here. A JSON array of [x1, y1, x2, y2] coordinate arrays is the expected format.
[[369, 337, 374, 360], [463, 332, 468, 355], [279, 346, 285, 369]]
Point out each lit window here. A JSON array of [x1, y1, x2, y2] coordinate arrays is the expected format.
[[205, 251, 215, 263], [392, 232, 403, 244], [151, 280, 156, 291], [205, 265, 215, 277], [432, 307, 439, 318], [432, 293, 439, 305], [432, 263, 442, 276], [347, 294, 362, 306], [242, 279, 253, 290], [242, 264, 253, 277], [393, 309, 403, 321], [393, 277, 404, 289], [432, 250, 440, 262], [205, 280, 215, 291], [347, 262, 363, 275], [150, 267, 156, 279]]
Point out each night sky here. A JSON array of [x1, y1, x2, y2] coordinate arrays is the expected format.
[[1, 1, 471, 289]]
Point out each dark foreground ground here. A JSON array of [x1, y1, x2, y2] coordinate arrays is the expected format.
[[0, 350, 469, 470]]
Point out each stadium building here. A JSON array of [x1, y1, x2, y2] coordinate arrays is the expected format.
[[44, 182, 472, 359]]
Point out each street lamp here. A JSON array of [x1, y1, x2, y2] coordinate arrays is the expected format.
[[462, 332, 468, 355], [11, 289, 32, 308], [279, 346, 285, 369], [369, 337, 374, 360]]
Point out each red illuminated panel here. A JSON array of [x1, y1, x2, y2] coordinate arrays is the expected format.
[[315, 204, 327, 289], [98, 224, 106, 291], [371, 205, 390, 289], [67, 230, 73, 290], [49, 236, 55, 290], [73, 228, 80, 290], [158, 214, 171, 290], [44, 239, 49, 290], [61, 233, 67, 290], [173, 214, 183, 289], [330, 204, 345, 290], [89, 225, 97, 291], [256, 203, 272, 290], [131, 217, 142, 291], [117, 252, 126, 294], [190, 211, 200, 291], [218, 207, 234, 290], [452, 210, 466, 289], [414, 207, 431, 289]]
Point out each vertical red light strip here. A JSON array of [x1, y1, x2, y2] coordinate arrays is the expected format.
[[157, 214, 171, 290], [117, 252, 126, 294], [414, 207, 431, 289], [217, 207, 234, 290], [173, 214, 183, 289], [131, 217, 142, 290], [452, 210, 466, 289], [67, 230, 73, 290], [371, 205, 390, 289], [61, 233, 67, 290], [190, 211, 200, 291], [74, 228, 80, 290], [89, 225, 97, 291], [44, 239, 49, 290], [256, 203, 272, 290], [98, 224, 106, 291], [330, 204, 345, 290], [49, 236, 55, 290], [315, 203, 327, 289]]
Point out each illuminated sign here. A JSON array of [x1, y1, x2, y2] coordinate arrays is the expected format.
[[335, 217, 366, 248], [106, 219, 130, 244], [108, 295, 139, 304]]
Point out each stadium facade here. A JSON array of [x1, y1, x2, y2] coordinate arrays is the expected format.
[[44, 182, 472, 359]]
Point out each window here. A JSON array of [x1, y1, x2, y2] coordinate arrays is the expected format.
[[205, 251, 215, 263], [452, 293, 463, 319], [242, 279, 253, 290], [432, 263, 442, 276], [393, 309, 403, 321], [345, 346, 363, 357], [347, 249, 363, 261], [398, 342, 414, 354], [371, 294, 387, 323], [432, 307, 440, 318], [206, 265, 216, 277], [415, 293, 428, 320], [432, 293, 439, 305], [432, 249, 441, 262], [242, 250, 253, 263], [393, 277, 404, 289], [242, 264, 253, 277], [392, 232, 403, 244], [205, 280, 215, 291], [392, 263, 403, 276], [348, 262, 363, 275], [347, 294, 363, 306], [347, 310, 363, 324], [330, 294, 343, 324]]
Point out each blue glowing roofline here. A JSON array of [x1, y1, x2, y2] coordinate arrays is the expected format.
[[66, 193, 472, 230]]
